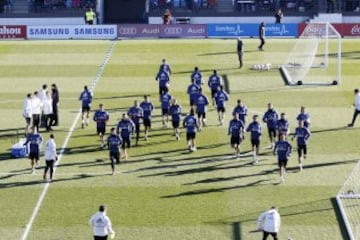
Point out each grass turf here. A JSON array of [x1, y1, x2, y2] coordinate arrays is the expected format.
[[0, 39, 359, 239]]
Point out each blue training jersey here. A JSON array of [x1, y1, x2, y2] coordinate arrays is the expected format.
[[117, 119, 134, 138], [183, 115, 198, 133], [296, 113, 310, 128], [24, 133, 43, 153], [159, 63, 171, 75], [276, 119, 290, 134], [140, 101, 154, 120], [191, 71, 203, 86], [294, 127, 311, 145], [187, 84, 201, 103], [214, 90, 229, 108], [128, 106, 143, 124], [208, 74, 221, 90], [160, 93, 172, 110], [274, 140, 292, 160], [93, 110, 109, 128], [233, 105, 248, 123], [156, 70, 170, 87], [246, 121, 262, 140], [169, 104, 182, 122], [194, 94, 209, 114], [228, 119, 245, 137], [79, 90, 92, 107], [107, 134, 122, 153], [263, 109, 279, 129]]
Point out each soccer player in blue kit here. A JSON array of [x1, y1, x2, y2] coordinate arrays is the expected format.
[[263, 103, 279, 149], [155, 69, 170, 99], [117, 113, 135, 160], [169, 99, 182, 141], [207, 70, 222, 105], [296, 106, 311, 128], [292, 120, 311, 171], [213, 85, 229, 125], [193, 88, 209, 130], [159, 58, 171, 76], [228, 113, 245, 158], [128, 100, 143, 146], [160, 91, 173, 127], [274, 133, 292, 183], [79, 85, 93, 129], [93, 104, 109, 149], [232, 99, 248, 125], [187, 78, 201, 106], [246, 115, 262, 164], [191, 66, 203, 88], [140, 95, 154, 141], [183, 108, 199, 152], [23, 127, 43, 173], [276, 112, 290, 139], [107, 127, 122, 175]]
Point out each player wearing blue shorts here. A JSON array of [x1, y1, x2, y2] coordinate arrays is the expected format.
[[193, 88, 209, 129], [160, 91, 172, 127], [274, 134, 292, 183], [140, 95, 154, 141], [79, 85, 93, 129], [207, 70, 222, 105], [107, 127, 122, 175], [116, 113, 135, 159], [93, 104, 109, 149], [292, 120, 311, 171], [183, 108, 199, 152], [246, 115, 262, 164], [23, 127, 43, 173], [169, 99, 182, 141], [213, 85, 229, 125], [228, 113, 245, 158]]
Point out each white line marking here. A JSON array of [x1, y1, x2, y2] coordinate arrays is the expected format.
[[21, 41, 116, 240]]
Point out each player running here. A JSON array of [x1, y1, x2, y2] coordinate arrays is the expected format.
[[140, 95, 154, 141], [296, 106, 311, 128], [291, 120, 311, 171], [183, 108, 199, 152], [213, 85, 229, 125], [128, 100, 143, 146], [207, 70, 222, 106], [274, 133, 292, 183], [116, 113, 135, 160], [168, 99, 181, 140], [23, 127, 43, 174], [155, 68, 170, 100], [79, 85, 93, 129], [193, 88, 209, 130], [159, 58, 171, 76], [107, 127, 123, 175], [246, 115, 262, 164], [187, 78, 201, 106], [228, 113, 245, 158], [160, 91, 173, 127], [93, 104, 110, 149], [191, 66, 204, 88], [263, 103, 279, 149], [276, 113, 290, 139], [232, 99, 248, 125]]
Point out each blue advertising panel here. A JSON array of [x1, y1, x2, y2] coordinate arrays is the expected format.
[[207, 24, 297, 38]]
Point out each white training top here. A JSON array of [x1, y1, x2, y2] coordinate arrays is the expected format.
[[39, 89, 47, 103], [44, 138, 57, 160], [31, 97, 42, 114], [23, 97, 32, 118], [42, 96, 53, 115], [257, 208, 281, 233], [89, 211, 114, 237], [355, 92, 360, 110]]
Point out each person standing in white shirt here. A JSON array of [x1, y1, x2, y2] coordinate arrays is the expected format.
[[43, 91, 53, 132], [23, 93, 32, 136], [43, 134, 57, 182], [348, 88, 360, 127], [89, 205, 115, 240], [31, 91, 42, 133], [39, 84, 48, 128], [257, 206, 281, 240]]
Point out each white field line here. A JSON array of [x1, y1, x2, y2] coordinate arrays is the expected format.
[[21, 41, 116, 240]]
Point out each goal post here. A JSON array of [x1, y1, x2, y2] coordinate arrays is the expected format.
[[280, 22, 341, 86], [336, 160, 360, 240]]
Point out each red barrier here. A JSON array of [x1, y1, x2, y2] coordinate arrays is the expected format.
[[0, 25, 26, 39]]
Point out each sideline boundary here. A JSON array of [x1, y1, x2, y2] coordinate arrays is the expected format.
[[21, 41, 116, 240]]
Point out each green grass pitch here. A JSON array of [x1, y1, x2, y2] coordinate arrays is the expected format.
[[0, 38, 359, 240]]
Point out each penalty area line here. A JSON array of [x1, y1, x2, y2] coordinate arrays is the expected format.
[[21, 41, 116, 240]]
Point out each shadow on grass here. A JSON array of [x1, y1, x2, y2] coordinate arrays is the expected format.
[[0, 173, 103, 189]]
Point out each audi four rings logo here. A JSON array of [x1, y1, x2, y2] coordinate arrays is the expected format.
[[119, 27, 137, 34], [164, 27, 183, 34]]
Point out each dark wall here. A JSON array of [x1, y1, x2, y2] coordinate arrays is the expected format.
[[104, 0, 146, 23]]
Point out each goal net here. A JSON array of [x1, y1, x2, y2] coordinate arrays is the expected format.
[[280, 22, 341, 86], [336, 160, 360, 240]]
